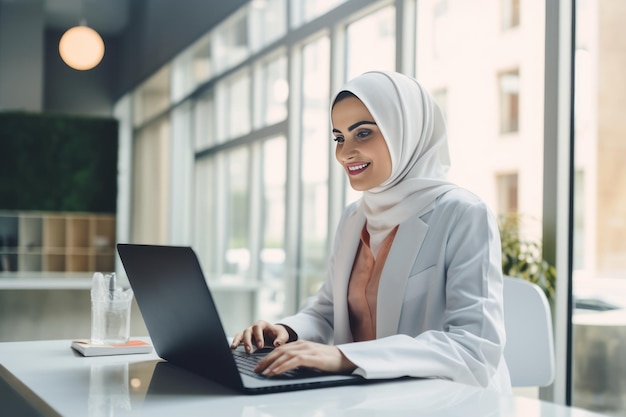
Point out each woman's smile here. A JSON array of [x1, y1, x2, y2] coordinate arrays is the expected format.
[[347, 162, 371, 175]]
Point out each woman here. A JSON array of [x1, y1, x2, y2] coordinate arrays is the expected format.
[[231, 71, 511, 393]]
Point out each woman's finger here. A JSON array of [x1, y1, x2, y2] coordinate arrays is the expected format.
[[230, 332, 243, 348], [251, 323, 267, 349], [255, 346, 300, 375]]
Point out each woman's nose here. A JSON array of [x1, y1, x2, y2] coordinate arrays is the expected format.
[[338, 139, 356, 161]]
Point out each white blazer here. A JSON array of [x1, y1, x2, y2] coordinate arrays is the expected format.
[[280, 188, 512, 393]]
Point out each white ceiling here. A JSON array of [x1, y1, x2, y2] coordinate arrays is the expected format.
[[43, 0, 129, 35]]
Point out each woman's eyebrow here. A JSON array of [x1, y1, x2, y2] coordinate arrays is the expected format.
[[348, 120, 377, 131], [332, 121, 377, 134]]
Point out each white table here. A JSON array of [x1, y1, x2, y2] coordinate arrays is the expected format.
[[0, 339, 609, 417]]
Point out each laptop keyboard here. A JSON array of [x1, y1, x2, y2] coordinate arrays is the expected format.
[[232, 349, 323, 380]]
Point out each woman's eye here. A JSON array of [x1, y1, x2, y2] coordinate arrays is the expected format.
[[355, 129, 371, 139], [333, 136, 345, 143]]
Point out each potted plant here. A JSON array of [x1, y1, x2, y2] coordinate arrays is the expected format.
[[498, 213, 556, 305]]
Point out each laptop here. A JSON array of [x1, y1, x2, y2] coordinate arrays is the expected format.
[[116, 243, 365, 394]]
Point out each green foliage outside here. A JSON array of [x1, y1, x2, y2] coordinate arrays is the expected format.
[[499, 213, 557, 304], [0, 112, 118, 213]]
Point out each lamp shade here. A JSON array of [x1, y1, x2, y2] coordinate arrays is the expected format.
[[59, 25, 105, 70]]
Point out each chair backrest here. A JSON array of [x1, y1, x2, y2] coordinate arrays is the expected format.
[[503, 276, 556, 387]]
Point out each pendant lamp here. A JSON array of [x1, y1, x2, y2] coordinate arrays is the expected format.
[[59, 18, 105, 71]]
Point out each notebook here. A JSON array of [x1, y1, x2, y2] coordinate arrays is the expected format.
[[116, 243, 365, 394]]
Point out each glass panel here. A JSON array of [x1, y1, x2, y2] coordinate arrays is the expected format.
[[131, 118, 170, 244], [194, 156, 217, 275], [212, 9, 250, 74], [171, 34, 212, 102], [299, 36, 331, 302], [249, 0, 287, 52], [259, 136, 287, 322], [224, 147, 251, 281], [572, 2, 626, 415], [432, 88, 448, 122], [221, 70, 251, 140], [345, 5, 396, 80], [416, 0, 544, 218], [194, 89, 215, 150], [230, 72, 251, 138], [432, 0, 451, 60], [290, 0, 346, 28], [132, 66, 171, 127], [417, 0, 546, 396], [254, 55, 288, 129]]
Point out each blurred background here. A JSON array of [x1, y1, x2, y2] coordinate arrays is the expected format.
[[1, 0, 625, 414]]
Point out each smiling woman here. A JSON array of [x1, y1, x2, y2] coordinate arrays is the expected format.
[[331, 94, 391, 192], [231, 71, 511, 394]]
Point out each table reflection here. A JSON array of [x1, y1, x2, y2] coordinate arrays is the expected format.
[[85, 358, 504, 416], [87, 360, 157, 416], [88, 363, 130, 415]]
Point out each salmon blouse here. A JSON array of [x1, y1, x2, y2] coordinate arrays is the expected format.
[[347, 224, 399, 342]]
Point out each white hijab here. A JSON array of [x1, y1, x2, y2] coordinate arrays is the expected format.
[[332, 71, 457, 255]]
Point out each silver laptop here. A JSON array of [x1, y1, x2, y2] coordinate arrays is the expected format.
[[117, 243, 365, 394]]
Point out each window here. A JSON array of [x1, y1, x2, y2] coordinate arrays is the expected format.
[[194, 157, 217, 273], [132, 66, 170, 127], [502, 0, 520, 30], [216, 70, 251, 142], [572, 2, 626, 414], [345, 5, 396, 80], [254, 54, 288, 129], [299, 36, 331, 301], [573, 170, 585, 271], [499, 70, 520, 134], [171, 34, 212, 102], [131, 118, 170, 244], [223, 147, 251, 279], [193, 89, 216, 151], [417, 4, 541, 218], [290, 0, 346, 28], [432, 0, 450, 59], [496, 173, 519, 216], [212, 9, 250, 74], [249, 0, 287, 51], [259, 136, 287, 321]]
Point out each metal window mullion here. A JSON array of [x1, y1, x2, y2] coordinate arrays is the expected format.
[[113, 95, 134, 279], [214, 153, 228, 281], [396, 0, 416, 75], [542, 0, 574, 406], [249, 142, 263, 288], [169, 102, 194, 246], [284, 44, 303, 315], [328, 22, 347, 255]]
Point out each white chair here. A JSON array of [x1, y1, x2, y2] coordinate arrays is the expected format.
[[503, 276, 556, 387]]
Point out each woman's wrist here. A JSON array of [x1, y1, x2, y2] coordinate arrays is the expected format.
[[277, 323, 298, 343]]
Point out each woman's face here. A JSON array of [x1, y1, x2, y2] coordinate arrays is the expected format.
[[331, 96, 392, 191]]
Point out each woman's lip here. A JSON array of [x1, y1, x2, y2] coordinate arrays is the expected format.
[[346, 162, 370, 175]]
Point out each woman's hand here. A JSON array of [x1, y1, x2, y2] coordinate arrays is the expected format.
[[230, 320, 291, 353], [254, 340, 357, 376]]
